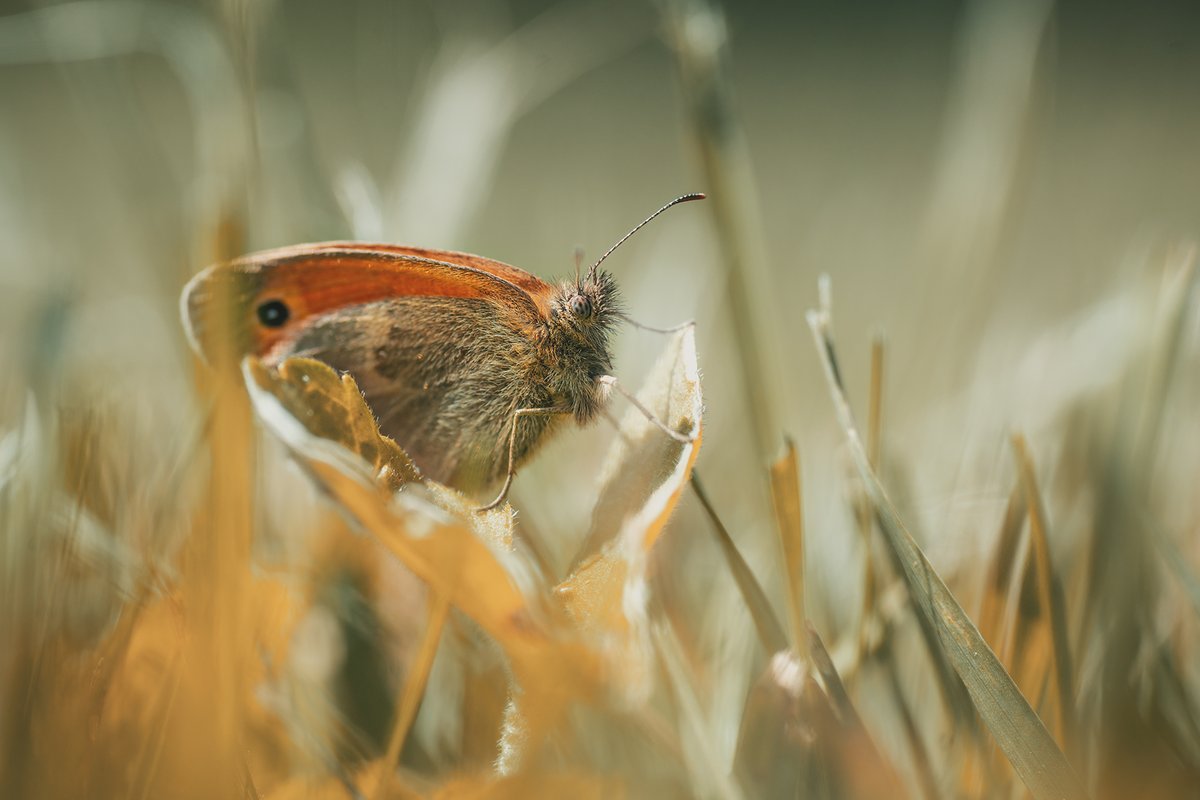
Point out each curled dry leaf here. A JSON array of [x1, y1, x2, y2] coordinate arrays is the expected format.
[[556, 326, 703, 703], [243, 358, 421, 492]]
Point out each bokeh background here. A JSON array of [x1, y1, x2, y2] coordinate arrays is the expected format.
[[3, 0, 1199, 797]]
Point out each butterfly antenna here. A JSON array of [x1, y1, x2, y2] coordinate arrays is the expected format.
[[587, 193, 706, 281], [574, 246, 585, 285]]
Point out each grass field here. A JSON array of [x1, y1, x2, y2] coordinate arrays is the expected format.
[[2, 1, 1199, 798]]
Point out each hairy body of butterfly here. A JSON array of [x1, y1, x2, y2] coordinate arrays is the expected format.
[[183, 243, 621, 494]]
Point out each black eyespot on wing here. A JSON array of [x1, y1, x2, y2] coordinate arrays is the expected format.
[[257, 299, 290, 328]]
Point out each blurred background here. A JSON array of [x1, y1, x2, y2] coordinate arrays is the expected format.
[[2, 0, 1199, 797]]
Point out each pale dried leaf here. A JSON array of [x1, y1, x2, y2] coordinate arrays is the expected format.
[[557, 327, 703, 702]]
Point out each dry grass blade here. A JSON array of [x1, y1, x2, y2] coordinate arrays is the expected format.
[[962, 478, 1027, 795], [385, 0, 651, 245], [807, 624, 907, 798], [1127, 244, 1196, 484], [691, 473, 788, 654], [130, 648, 185, 800], [368, 592, 451, 800], [174, 261, 257, 795], [770, 439, 806, 656], [978, 481, 1028, 649], [734, 631, 904, 799], [655, 620, 747, 800], [1010, 433, 1074, 745], [1153, 516, 1200, 619], [807, 301, 1088, 800], [856, 336, 885, 661], [733, 649, 816, 798], [824, 333, 972, 727], [866, 335, 885, 469], [882, 643, 943, 800], [660, 0, 785, 463], [806, 624, 856, 725], [1077, 246, 1199, 798]]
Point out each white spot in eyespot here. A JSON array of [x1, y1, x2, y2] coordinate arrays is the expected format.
[[423, 382, 430, 391]]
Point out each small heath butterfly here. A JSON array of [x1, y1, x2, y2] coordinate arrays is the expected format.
[[182, 194, 704, 509]]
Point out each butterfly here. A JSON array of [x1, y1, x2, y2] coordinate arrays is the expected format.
[[182, 194, 703, 509]]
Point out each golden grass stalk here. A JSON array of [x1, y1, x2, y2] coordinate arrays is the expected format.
[[1009, 433, 1074, 746], [855, 336, 885, 663], [690, 474, 787, 653], [769, 440, 806, 658], [367, 593, 450, 800], [659, 0, 786, 465], [807, 290, 1087, 800]]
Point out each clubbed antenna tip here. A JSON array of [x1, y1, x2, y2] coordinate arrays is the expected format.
[[587, 193, 707, 280]]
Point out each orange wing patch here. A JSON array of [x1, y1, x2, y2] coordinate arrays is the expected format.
[[183, 243, 553, 361], [354, 244, 559, 309]]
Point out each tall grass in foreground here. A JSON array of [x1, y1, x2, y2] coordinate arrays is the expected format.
[[3, 247, 1197, 798], [2, 1, 1200, 798]]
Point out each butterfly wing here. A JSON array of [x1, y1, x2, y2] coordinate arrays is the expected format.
[[182, 242, 554, 360], [183, 243, 563, 489], [343, 244, 558, 311]]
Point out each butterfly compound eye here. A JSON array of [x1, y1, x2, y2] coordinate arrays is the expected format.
[[257, 299, 290, 328], [569, 295, 593, 319]]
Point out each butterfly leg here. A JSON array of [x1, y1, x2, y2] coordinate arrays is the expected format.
[[598, 376, 697, 444], [476, 405, 568, 512]]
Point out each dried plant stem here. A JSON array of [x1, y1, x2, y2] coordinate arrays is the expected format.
[[856, 335, 885, 662], [387, 0, 650, 244], [806, 624, 909, 797], [979, 480, 1029, 649], [769, 440, 806, 657], [1126, 244, 1197, 486], [881, 642, 943, 800], [661, 0, 785, 464], [654, 620, 748, 800], [807, 295, 1087, 800], [0, 1, 253, 272], [813, 291, 972, 732], [866, 336, 884, 469], [1010, 433, 1075, 745], [131, 650, 184, 800], [1155, 516, 1200, 619], [1081, 245, 1198, 794], [690, 474, 788, 654], [370, 592, 450, 800]]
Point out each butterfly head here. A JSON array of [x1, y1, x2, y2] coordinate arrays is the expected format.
[[554, 269, 621, 335], [540, 270, 622, 422]]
